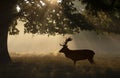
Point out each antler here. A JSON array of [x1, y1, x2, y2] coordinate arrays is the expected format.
[[60, 37, 72, 46], [64, 37, 72, 45]]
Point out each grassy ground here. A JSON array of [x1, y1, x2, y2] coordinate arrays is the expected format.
[[0, 53, 120, 78]]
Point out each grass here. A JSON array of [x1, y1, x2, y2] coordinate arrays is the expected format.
[[0, 53, 120, 78]]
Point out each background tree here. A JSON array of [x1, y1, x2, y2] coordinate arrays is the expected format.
[[80, 0, 120, 33], [61, 0, 120, 33]]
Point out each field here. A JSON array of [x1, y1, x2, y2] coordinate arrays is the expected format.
[[0, 53, 120, 78]]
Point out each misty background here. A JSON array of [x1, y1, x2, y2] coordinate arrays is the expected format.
[[8, 22, 120, 58]]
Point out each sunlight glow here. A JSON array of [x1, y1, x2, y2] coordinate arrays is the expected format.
[[16, 5, 21, 12], [48, 0, 56, 4], [57, 0, 62, 3], [47, 0, 62, 4], [40, 1, 46, 6], [24, 0, 29, 4]]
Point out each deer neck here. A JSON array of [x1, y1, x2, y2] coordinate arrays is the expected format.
[[63, 47, 70, 53]]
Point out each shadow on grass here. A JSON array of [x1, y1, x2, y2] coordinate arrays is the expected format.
[[0, 54, 120, 78]]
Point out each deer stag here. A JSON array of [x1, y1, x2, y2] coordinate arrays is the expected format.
[[59, 37, 95, 65]]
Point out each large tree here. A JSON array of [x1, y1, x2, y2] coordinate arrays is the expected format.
[[0, 0, 80, 63], [0, 0, 120, 63]]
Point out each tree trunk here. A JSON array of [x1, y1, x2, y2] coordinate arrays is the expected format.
[[0, 24, 11, 63], [0, 0, 18, 64]]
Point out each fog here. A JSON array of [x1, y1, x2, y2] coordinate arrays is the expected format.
[[8, 22, 120, 58], [6, 22, 120, 78]]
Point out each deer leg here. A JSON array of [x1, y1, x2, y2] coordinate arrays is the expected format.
[[88, 58, 95, 64]]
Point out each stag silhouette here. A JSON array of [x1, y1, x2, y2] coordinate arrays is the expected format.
[[59, 37, 95, 65]]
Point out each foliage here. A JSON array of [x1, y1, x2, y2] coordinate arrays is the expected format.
[[6, 0, 120, 35], [9, 0, 81, 35], [61, 0, 120, 34], [79, 0, 120, 12]]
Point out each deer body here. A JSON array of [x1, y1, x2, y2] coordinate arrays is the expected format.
[[59, 37, 95, 65]]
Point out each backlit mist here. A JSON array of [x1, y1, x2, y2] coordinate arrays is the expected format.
[[8, 22, 120, 57]]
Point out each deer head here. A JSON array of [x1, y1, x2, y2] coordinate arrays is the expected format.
[[59, 37, 72, 53]]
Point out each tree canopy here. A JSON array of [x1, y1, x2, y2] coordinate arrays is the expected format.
[[9, 0, 80, 35], [7, 0, 120, 35], [61, 0, 120, 34]]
